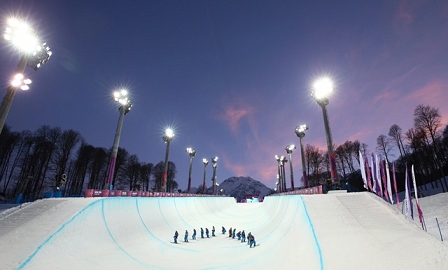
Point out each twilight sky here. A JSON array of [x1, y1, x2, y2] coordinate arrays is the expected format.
[[1, 0, 447, 190]]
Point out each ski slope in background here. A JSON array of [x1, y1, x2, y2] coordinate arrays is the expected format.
[[1, 192, 448, 269]]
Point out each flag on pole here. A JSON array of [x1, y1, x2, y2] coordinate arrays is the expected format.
[[411, 165, 424, 229], [404, 164, 414, 219], [392, 163, 400, 209], [371, 154, 378, 195], [385, 159, 394, 204], [359, 151, 368, 190], [380, 159, 390, 202], [365, 157, 373, 191], [375, 154, 383, 197], [372, 153, 380, 196]]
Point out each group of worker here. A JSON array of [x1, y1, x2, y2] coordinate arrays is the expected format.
[[173, 226, 256, 247], [223, 226, 257, 248], [173, 226, 216, 243]]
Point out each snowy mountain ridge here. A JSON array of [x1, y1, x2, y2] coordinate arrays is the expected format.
[[209, 176, 274, 202]]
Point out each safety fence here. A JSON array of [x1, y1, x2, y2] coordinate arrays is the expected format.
[[84, 189, 222, 198], [272, 185, 324, 196]]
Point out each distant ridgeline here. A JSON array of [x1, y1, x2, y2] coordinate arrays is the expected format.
[[203, 176, 274, 202]]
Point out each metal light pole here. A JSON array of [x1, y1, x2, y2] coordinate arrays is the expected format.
[[280, 156, 288, 191], [105, 89, 132, 190], [211, 156, 218, 195], [162, 128, 174, 192], [0, 18, 52, 134], [285, 145, 296, 191], [275, 155, 282, 192], [295, 124, 309, 188], [186, 147, 196, 193], [312, 77, 338, 184], [202, 158, 209, 194]]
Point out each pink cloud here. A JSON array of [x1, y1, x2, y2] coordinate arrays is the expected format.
[[217, 98, 256, 134], [406, 80, 445, 101], [393, 0, 422, 30], [373, 66, 419, 103], [405, 80, 448, 125], [396, 3, 413, 25], [373, 91, 398, 103]]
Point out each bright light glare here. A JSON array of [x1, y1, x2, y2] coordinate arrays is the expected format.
[[10, 73, 31, 90], [165, 128, 174, 138], [186, 147, 196, 155], [203, 158, 209, 164], [297, 124, 308, 133], [286, 144, 296, 151], [113, 89, 129, 105], [312, 77, 333, 99], [11, 79, 21, 87], [4, 18, 39, 53]]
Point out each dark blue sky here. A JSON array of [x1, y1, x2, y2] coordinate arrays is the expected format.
[[1, 0, 447, 190]]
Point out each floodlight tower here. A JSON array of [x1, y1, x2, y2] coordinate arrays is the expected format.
[[280, 156, 288, 191], [285, 144, 296, 191], [312, 77, 338, 183], [211, 156, 218, 195], [105, 89, 132, 190], [202, 158, 209, 194], [0, 18, 52, 134], [162, 128, 174, 192], [186, 147, 196, 193], [275, 155, 283, 192], [295, 124, 309, 188]]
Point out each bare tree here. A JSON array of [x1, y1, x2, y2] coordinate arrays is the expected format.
[[360, 143, 369, 156], [68, 142, 95, 195], [140, 163, 153, 191], [54, 129, 81, 192], [119, 154, 141, 191], [376, 134, 394, 163], [88, 147, 108, 189], [413, 104, 447, 191], [305, 144, 327, 186], [388, 124, 407, 158], [152, 161, 178, 192]]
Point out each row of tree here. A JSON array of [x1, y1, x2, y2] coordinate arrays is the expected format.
[[303, 104, 448, 192], [1, 104, 447, 201], [0, 125, 180, 201]]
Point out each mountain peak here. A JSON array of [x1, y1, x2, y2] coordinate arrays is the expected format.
[[210, 176, 274, 202]]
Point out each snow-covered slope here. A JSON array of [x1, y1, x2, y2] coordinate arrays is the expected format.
[[1, 192, 448, 269]]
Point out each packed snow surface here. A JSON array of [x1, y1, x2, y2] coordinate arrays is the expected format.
[[1, 192, 448, 269]]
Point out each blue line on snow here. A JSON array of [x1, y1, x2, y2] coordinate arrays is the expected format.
[[17, 199, 101, 269], [100, 198, 148, 267], [299, 196, 324, 270]]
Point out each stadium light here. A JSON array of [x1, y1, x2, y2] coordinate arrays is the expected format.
[[295, 124, 309, 188], [211, 156, 218, 195], [0, 18, 52, 134], [162, 128, 174, 192], [186, 147, 196, 193], [312, 77, 338, 184], [285, 144, 296, 191], [104, 89, 132, 190], [202, 158, 209, 194]]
